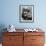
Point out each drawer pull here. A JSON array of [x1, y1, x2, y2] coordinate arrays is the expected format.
[[32, 39, 36, 40], [9, 38, 12, 40], [9, 38, 13, 40]]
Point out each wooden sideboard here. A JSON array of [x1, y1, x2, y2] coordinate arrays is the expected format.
[[2, 30, 45, 46]]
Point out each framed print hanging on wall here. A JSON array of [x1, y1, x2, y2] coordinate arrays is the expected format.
[[19, 5, 34, 23]]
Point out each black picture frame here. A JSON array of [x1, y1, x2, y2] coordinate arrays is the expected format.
[[19, 5, 34, 23]]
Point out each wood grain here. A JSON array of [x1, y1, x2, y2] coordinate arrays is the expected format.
[[2, 30, 45, 46]]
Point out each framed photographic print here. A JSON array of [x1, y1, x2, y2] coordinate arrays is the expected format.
[[19, 5, 34, 23]]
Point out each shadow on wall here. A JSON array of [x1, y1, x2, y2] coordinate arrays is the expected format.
[[0, 24, 7, 43]]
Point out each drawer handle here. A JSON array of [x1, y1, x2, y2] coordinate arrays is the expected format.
[[9, 38, 13, 40], [32, 39, 36, 40], [9, 38, 12, 40]]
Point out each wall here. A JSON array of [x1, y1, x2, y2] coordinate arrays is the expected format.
[[0, 0, 46, 29], [0, 0, 46, 44]]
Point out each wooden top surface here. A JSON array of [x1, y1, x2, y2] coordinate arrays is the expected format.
[[3, 29, 45, 32]]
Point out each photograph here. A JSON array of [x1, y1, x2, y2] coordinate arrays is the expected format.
[[19, 5, 34, 23]]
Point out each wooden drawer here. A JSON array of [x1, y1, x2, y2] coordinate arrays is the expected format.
[[3, 35, 23, 44], [3, 32, 23, 36], [32, 44, 44, 46], [3, 42, 23, 46], [32, 36, 45, 44], [24, 32, 44, 36]]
